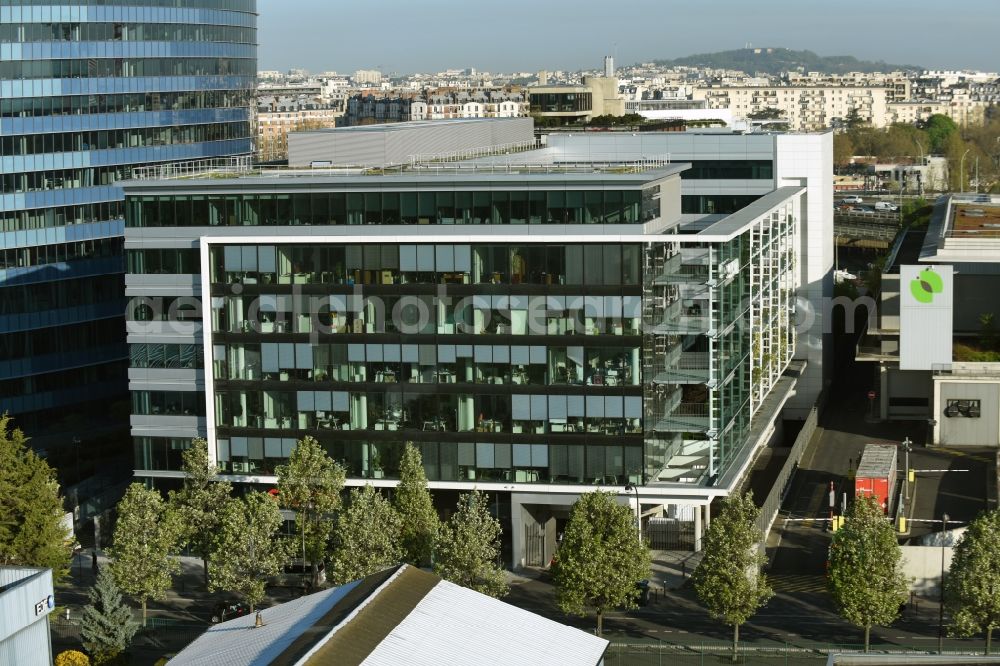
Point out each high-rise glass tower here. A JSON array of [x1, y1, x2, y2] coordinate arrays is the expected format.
[[0, 1, 256, 442]]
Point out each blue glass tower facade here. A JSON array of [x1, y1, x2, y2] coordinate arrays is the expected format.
[[0, 0, 256, 437]]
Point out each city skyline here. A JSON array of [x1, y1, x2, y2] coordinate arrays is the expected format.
[[258, 0, 1000, 74]]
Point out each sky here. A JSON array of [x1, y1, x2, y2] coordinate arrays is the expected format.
[[258, 0, 1000, 75]]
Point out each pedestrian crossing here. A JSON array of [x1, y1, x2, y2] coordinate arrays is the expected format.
[[769, 574, 827, 594]]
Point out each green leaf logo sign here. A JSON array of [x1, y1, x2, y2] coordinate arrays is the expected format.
[[910, 268, 944, 304]]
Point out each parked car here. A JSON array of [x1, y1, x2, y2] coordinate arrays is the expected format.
[[211, 601, 251, 624], [839, 195, 864, 204], [874, 201, 899, 212]]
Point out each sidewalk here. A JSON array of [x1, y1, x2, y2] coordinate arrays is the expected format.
[[53, 550, 307, 664]]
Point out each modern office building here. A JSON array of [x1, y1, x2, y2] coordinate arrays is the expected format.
[[0, 0, 257, 442], [123, 123, 832, 566], [858, 194, 1000, 447]]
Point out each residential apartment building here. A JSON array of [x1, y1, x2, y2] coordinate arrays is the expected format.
[[692, 82, 992, 131], [0, 0, 257, 440], [122, 122, 831, 566], [257, 103, 344, 162], [341, 92, 527, 127]]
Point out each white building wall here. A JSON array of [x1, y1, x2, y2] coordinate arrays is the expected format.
[[776, 133, 834, 415]]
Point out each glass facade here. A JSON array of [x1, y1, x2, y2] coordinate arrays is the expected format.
[[642, 201, 797, 485], [126, 188, 659, 228], [0, 0, 256, 431], [125, 174, 801, 493], [207, 241, 645, 483]]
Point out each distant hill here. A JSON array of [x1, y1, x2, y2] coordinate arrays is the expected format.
[[651, 48, 921, 76]]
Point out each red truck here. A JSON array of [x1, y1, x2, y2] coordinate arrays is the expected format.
[[854, 443, 898, 515]]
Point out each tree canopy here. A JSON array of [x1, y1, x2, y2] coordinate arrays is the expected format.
[[393, 443, 439, 567], [81, 567, 139, 664], [553, 491, 651, 635], [168, 438, 232, 588], [945, 509, 1000, 654], [434, 490, 508, 598], [210, 491, 289, 611], [693, 493, 773, 660], [329, 484, 403, 585], [109, 483, 179, 626], [0, 415, 72, 578], [276, 436, 345, 583], [828, 495, 908, 652], [923, 114, 959, 154]]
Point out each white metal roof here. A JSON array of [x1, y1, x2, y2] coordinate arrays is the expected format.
[[167, 580, 362, 666], [359, 578, 608, 666]]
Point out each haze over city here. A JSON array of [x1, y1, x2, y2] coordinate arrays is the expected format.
[[258, 0, 1000, 73]]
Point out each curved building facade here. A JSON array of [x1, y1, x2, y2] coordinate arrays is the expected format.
[[0, 0, 256, 438]]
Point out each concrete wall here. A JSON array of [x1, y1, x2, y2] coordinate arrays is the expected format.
[[900, 545, 952, 596], [777, 132, 835, 417], [936, 380, 1000, 447]]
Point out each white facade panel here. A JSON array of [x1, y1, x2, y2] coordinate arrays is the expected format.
[[900, 265, 954, 370], [0, 567, 54, 666]]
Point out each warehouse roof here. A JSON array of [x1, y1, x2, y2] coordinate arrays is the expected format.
[[168, 565, 607, 666]]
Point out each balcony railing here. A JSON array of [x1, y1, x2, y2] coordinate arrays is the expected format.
[[652, 315, 712, 335], [652, 352, 711, 384], [651, 403, 710, 432]]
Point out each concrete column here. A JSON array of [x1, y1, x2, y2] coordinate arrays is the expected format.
[[703, 502, 711, 533], [510, 495, 526, 571], [693, 504, 702, 553]]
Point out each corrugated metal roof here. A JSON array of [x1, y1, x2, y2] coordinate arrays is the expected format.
[[358, 577, 608, 666], [167, 579, 363, 666], [856, 444, 897, 478]]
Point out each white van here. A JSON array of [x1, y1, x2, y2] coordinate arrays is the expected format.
[[874, 201, 899, 212]]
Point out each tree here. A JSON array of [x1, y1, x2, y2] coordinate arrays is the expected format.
[[109, 483, 178, 627], [393, 443, 439, 566], [80, 567, 139, 664], [553, 491, 651, 635], [747, 107, 784, 120], [168, 438, 232, 588], [945, 509, 1000, 654], [0, 415, 72, 578], [833, 134, 855, 167], [923, 113, 959, 154], [329, 485, 403, 585], [434, 490, 508, 598], [828, 495, 908, 652], [276, 436, 345, 587], [210, 491, 289, 611], [692, 493, 773, 661]]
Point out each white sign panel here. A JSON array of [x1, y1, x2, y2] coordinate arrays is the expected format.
[[900, 265, 953, 370]]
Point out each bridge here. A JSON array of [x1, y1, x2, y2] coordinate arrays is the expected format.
[[833, 210, 901, 248]]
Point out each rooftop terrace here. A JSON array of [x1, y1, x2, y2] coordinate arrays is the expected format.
[[127, 154, 686, 185]]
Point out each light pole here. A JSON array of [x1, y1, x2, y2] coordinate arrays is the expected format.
[[939, 512, 950, 654], [624, 481, 641, 540], [901, 437, 912, 501], [959, 149, 971, 194]]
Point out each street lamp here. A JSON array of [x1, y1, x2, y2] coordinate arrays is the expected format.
[[901, 437, 912, 501], [939, 512, 950, 655], [959, 149, 971, 194], [624, 481, 641, 540]]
